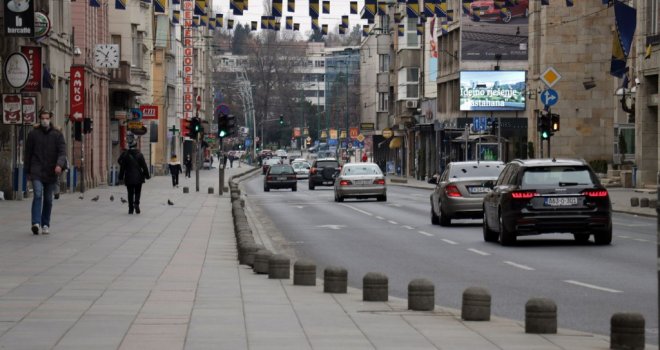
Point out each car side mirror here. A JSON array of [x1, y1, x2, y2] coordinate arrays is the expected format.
[[483, 180, 494, 188]]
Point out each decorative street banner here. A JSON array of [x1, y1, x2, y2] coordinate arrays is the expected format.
[[69, 66, 85, 121], [2, 94, 22, 124], [4, 0, 35, 36], [22, 95, 36, 124], [460, 0, 528, 60], [21, 46, 41, 92], [183, 0, 194, 120]]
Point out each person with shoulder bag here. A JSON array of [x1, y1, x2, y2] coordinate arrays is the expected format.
[[118, 133, 150, 214]]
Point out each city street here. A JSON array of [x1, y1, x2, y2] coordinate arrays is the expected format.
[[244, 175, 658, 345]]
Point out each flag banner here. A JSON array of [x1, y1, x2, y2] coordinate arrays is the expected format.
[[341, 15, 348, 28], [423, 0, 434, 17], [378, 1, 387, 15], [200, 14, 207, 26], [154, 0, 165, 12], [216, 14, 223, 27], [339, 25, 346, 34], [362, 24, 369, 36], [610, 0, 636, 77], [566, 0, 573, 6], [209, 17, 215, 30], [406, 0, 419, 18], [311, 17, 319, 30], [286, 16, 293, 29], [362, 0, 375, 20], [350, 1, 357, 14], [322, 0, 329, 14], [274, 19, 281, 31], [309, 0, 319, 18], [462, 0, 471, 15], [394, 12, 401, 23], [441, 18, 448, 35], [233, 0, 244, 15], [89, 0, 101, 8], [398, 24, 404, 36], [173, 10, 180, 23], [447, 9, 453, 21], [172, 0, 179, 4], [272, 0, 282, 17], [251, 21, 257, 30], [195, 0, 205, 15], [268, 16, 275, 29], [228, 18, 234, 29], [230, 0, 235, 10], [293, 22, 300, 30], [261, 16, 268, 29], [115, 0, 126, 9], [541, 0, 549, 4], [437, 0, 447, 17], [287, 0, 295, 12], [322, 24, 328, 35], [193, 15, 199, 27], [398, 0, 405, 3], [416, 23, 423, 35], [244, 0, 248, 10], [141, 0, 150, 3]]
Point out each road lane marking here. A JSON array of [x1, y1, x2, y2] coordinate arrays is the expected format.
[[467, 248, 490, 256], [315, 225, 345, 230], [376, 216, 385, 220], [564, 280, 622, 293], [418, 231, 433, 237], [441, 239, 458, 245], [388, 220, 398, 225], [617, 235, 631, 239], [503, 261, 535, 271], [388, 203, 402, 207], [633, 238, 649, 242], [402, 225, 414, 230], [340, 203, 373, 216]]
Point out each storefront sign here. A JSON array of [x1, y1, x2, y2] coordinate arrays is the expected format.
[[69, 65, 85, 121], [20, 46, 40, 92], [2, 93, 22, 124], [33, 12, 50, 39], [3, 52, 29, 89], [382, 128, 393, 139], [360, 122, 375, 131], [4, 0, 35, 37], [140, 104, 158, 120], [22, 95, 36, 124]]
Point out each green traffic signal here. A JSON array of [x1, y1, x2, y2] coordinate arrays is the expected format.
[[279, 115, 284, 126], [541, 130, 550, 140]]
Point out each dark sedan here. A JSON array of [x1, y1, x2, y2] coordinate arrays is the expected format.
[[264, 164, 297, 192], [482, 158, 612, 246]]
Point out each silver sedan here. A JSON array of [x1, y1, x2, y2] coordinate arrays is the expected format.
[[333, 163, 386, 202]]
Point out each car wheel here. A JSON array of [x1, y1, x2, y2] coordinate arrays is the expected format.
[[593, 226, 613, 245], [439, 205, 451, 226], [264, 186, 270, 192], [377, 194, 387, 202], [431, 205, 440, 225], [498, 210, 516, 246], [337, 194, 344, 202], [483, 209, 498, 242], [573, 233, 590, 243], [292, 185, 297, 192]]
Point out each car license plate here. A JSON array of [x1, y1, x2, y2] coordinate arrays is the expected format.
[[468, 186, 489, 194], [278, 176, 287, 180], [479, 10, 485, 15], [323, 181, 333, 185], [544, 197, 579, 207]]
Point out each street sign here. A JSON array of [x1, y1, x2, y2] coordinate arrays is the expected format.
[[541, 67, 561, 88], [140, 105, 158, 120], [540, 89, 559, 107], [382, 128, 393, 139], [356, 133, 365, 142]]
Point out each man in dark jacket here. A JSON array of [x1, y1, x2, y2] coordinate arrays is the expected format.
[[118, 133, 150, 214], [25, 111, 67, 235]]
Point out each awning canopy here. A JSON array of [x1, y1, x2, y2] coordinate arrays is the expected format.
[[389, 136, 402, 149]]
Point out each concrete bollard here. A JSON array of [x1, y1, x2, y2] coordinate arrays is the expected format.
[[268, 254, 290, 279], [525, 298, 557, 334], [461, 287, 491, 321], [650, 199, 657, 209], [238, 242, 258, 265], [293, 260, 316, 286], [253, 249, 272, 274], [244, 244, 264, 267], [610, 312, 645, 350], [640, 198, 649, 207], [324, 266, 347, 293], [183, 186, 189, 193], [208, 187, 214, 194], [408, 279, 434, 311], [630, 197, 639, 207], [363, 272, 388, 302]]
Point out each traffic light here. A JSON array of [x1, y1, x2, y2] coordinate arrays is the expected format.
[[538, 112, 551, 140], [226, 114, 236, 136], [193, 117, 203, 135], [278, 114, 284, 126], [550, 114, 560, 132], [217, 113, 236, 139], [185, 117, 200, 139]]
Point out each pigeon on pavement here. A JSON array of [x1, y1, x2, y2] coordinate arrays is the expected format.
[[110, 195, 114, 201], [167, 199, 174, 205], [79, 196, 84, 200], [91, 195, 100, 202], [120, 197, 127, 204]]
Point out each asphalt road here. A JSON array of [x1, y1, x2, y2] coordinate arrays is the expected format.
[[244, 175, 658, 344]]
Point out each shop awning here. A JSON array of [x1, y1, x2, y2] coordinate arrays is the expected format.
[[389, 137, 402, 149]]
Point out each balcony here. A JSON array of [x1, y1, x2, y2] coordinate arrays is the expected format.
[[110, 61, 131, 84], [109, 61, 147, 96]]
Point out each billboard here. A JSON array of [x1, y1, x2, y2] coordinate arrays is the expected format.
[[460, 0, 529, 61], [459, 71, 526, 111]]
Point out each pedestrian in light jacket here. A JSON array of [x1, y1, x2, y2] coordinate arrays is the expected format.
[[118, 133, 150, 214], [25, 110, 67, 235], [168, 155, 182, 188]]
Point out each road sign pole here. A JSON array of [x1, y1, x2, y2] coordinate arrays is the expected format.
[[218, 138, 224, 196]]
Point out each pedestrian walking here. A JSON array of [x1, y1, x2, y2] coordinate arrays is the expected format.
[[223, 152, 229, 168], [184, 154, 193, 178], [118, 133, 150, 214], [168, 155, 182, 188], [229, 154, 235, 168], [25, 110, 67, 235]]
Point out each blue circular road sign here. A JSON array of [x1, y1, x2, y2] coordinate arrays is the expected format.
[[540, 89, 559, 107]]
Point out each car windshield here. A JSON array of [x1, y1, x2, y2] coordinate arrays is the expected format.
[[316, 161, 339, 168], [293, 162, 310, 169], [342, 165, 382, 176], [265, 159, 281, 165], [521, 166, 595, 186], [268, 165, 294, 175], [448, 163, 503, 178]]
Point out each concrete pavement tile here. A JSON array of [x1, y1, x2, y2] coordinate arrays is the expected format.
[[119, 324, 187, 350], [0, 318, 77, 350], [404, 314, 501, 350], [53, 317, 134, 350]]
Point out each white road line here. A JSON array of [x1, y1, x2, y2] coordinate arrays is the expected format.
[[402, 225, 414, 230], [467, 248, 490, 256], [441, 239, 458, 245], [388, 220, 399, 225], [418, 231, 433, 237], [564, 280, 622, 293], [340, 203, 373, 216], [503, 261, 535, 271], [375, 216, 385, 220], [389, 203, 402, 207], [617, 235, 631, 239], [633, 238, 649, 242]]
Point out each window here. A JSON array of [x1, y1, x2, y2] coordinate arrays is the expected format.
[[379, 54, 390, 72], [315, 60, 325, 67], [378, 92, 388, 112], [404, 17, 419, 48], [397, 67, 419, 99], [649, 0, 658, 35]]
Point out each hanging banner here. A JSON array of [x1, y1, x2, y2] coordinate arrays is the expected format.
[[21, 46, 41, 92], [2, 94, 23, 124], [69, 65, 85, 121], [22, 95, 36, 125]]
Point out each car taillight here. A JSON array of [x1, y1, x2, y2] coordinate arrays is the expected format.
[[583, 190, 608, 197], [339, 180, 351, 186], [445, 185, 462, 197], [373, 179, 385, 185], [310, 167, 317, 175], [511, 191, 536, 199], [267, 176, 274, 181], [288, 175, 296, 180]]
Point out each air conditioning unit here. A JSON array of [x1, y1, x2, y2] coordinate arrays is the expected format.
[[405, 100, 418, 109]]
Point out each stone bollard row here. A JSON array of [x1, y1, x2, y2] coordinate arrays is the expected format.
[[294, 260, 316, 286], [640, 198, 649, 207], [610, 312, 645, 350], [238, 242, 259, 266], [253, 249, 272, 274], [408, 279, 434, 311], [363, 272, 388, 302], [630, 197, 639, 207], [324, 266, 347, 293], [461, 287, 491, 321], [525, 298, 557, 334], [650, 199, 657, 209], [268, 254, 290, 279]]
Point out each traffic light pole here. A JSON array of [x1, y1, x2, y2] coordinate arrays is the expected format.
[[218, 138, 224, 196]]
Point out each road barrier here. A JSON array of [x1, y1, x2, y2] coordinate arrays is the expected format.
[[630, 197, 639, 206], [525, 298, 557, 334], [610, 312, 645, 350], [363, 272, 388, 302], [293, 260, 317, 286], [268, 254, 290, 279], [462, 287, 491, 321], [253, 249, 272, 274], [408, 279, 434, 311], [324, 266, 348, 293]]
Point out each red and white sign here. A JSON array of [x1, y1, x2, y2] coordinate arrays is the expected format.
[[69, 66, 85, 121], [182, 0, 194, 120], [21, 46, 41, 92], [140, 105, 158, 120], [2, 94, 22, 124], [22, 96, 36, 125], [196, 95, 201, 111]]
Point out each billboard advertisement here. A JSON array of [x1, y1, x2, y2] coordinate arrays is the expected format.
[[460, 0, 528, 60], [459, 70, 526, 111]]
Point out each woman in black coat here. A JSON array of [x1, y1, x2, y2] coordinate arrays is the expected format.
[[118, 135, 150, 214]]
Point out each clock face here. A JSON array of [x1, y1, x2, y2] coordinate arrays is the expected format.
[[94, 44, 119, 68]]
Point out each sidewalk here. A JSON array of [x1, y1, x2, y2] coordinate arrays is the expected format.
[[0, 165, 650, 349]]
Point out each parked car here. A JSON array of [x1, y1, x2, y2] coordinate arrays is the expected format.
[[309, 158, 341, 190], [333, 163, 386, 202], [264, 164, 297, 192], [262, 157, 282, 174], [292, 161, 311, 179], [470, 0, 528, 23], [482, 158, 612, 246], [429, 161, 505, 226]]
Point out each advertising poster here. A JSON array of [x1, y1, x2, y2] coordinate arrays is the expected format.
[[426, 17, 438, 94], [21, 46, 41, 92], [22, 95, 36, 124], [2, 93, 23, 124], [459, 71, 526, 111], [460, 0, 528, 60], [4, 0, 35, 36], [69, 65, 85, 121]]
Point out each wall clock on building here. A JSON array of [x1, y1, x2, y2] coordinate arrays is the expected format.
[[94, 44, 119, 68]]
